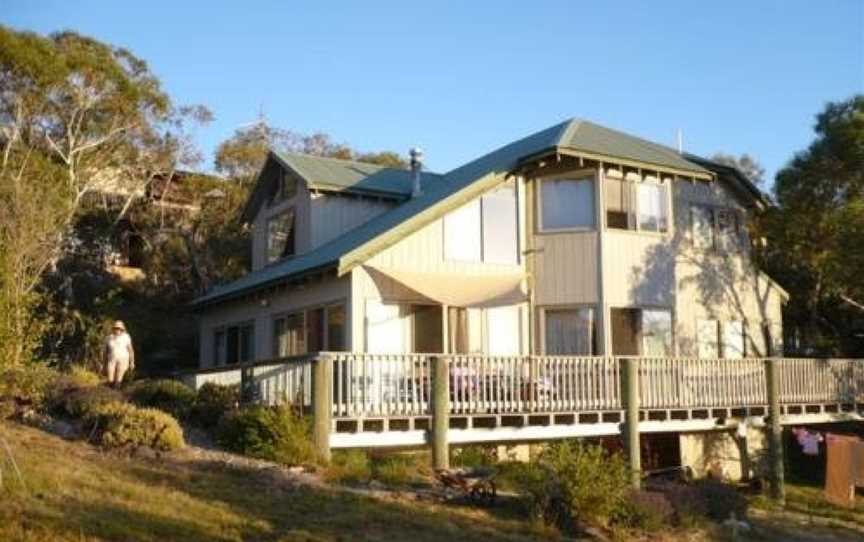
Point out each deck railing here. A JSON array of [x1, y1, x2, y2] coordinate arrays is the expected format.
[[178, 355, 864, 417]]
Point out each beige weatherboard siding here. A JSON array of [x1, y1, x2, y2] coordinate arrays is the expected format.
[[194, 117, 781, 368]]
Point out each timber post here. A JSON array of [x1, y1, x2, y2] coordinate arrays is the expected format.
[[312, 354, 333, 463], [622, 357, 642, 488], [432, 355, 450, 470], [765, 358, 785, 502]]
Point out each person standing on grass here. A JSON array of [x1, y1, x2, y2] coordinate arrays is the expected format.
[[104, 320, 135, 387]]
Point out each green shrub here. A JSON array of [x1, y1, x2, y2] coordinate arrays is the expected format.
[[52, 385, 125, 418], [189, 382, 239, 428], [619, 490, 674, 532], [0, 364, 60, 413], [216, 404, 316, 466], [325, 449, 372, 484], [452, 445, 496, 468], [127, 379, 196, 419], [512, 441, 631, 531], [85, 400, 185, 451], [371, 453, 427, 487], [67, 366, 102, 387]]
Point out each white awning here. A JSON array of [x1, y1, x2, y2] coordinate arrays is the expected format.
[[362, 265, 527, 308]]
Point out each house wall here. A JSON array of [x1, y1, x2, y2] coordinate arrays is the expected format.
[[527, 164, 785, 357], [197, 275, 350, 367], [309, 192, 395, 250], [250, 177, 311, 272], [349, 175, 530, 354]]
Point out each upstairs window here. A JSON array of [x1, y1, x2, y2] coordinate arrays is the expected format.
[[539, 176, 595, 231], [267, 209, 296, 263], [544, 307, 596, 355], [444, 181, 518, 264], [691, 206, 743, 251], [605, 176, 668, 233]]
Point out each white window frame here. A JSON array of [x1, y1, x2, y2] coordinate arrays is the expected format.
[[603, 172, 671, 236], [443, 182, 520, 265], [536, 173, 597, 233]]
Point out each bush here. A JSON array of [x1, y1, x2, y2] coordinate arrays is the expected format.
[[51, 384, 125, 418], [85, 400, 185, 451], [619, 490, 675, 532], [650, 479, 747, 526], [0, 364, 60, 413], [371, 453, 427, 487], [127, 379, 196, 420], [452, 445, 496, 468], [512, 441, 631, 531], [325, 449, 372, 484], [216, 404, 316, 466], [189, 382, 239, 428]]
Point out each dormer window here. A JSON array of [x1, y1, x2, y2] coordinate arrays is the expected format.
[[267, 209, 295, 263]]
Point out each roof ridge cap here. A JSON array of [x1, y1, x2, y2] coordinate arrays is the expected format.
[[271, 148, 407, 171]]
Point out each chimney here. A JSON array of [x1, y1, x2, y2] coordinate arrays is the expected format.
[[410, 147, 423, 198]]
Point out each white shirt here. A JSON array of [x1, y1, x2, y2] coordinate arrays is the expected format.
[[105, 332, 132, 363]]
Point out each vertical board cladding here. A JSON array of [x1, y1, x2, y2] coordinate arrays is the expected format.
[[250, 180, 311, 271], [308, 193, 395, 250], [532, 231, 599, 305], [601, 231, 674, 308], [197, 275, 350, 368], [672, 178, 785, 357]]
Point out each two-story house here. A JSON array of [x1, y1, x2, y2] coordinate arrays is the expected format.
[[192, 119, 787, 367]]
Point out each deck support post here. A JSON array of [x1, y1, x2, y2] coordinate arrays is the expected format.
[[432, 355, 450, 470], [313, 354, 333, 464], [765, 358, 785, 503], [622, 357, 641, 489]]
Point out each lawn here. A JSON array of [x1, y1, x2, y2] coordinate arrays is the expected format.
[[0, 422, 554, 542]]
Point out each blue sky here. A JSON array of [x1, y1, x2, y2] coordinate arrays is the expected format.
[[3, 1, 862, 186]]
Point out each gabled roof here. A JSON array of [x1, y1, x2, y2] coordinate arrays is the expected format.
[[241, 150, 444, 222], [683, 153, 769, 209], [194, 118, 723, 307]]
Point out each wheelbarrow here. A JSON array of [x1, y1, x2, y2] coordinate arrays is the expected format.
[[434, 467, 497, 505]]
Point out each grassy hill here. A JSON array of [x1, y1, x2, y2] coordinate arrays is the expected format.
[[0, 422, 553, 542]]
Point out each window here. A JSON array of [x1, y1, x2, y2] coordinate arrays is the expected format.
[[448, 307, 484, 354], [273, 312, 305, 357], [539, 176, 595, 231], [218, 321, 255, 365], [696, 319, 720, 358], [487, 306, 521, 355], [545, 308, 595, 355], [722, 321, 746, 359], [691, 206, 715, 249], [481, 184, 519, 264], [444, 182, 519, 264], [443, 200, 482, 262], [605, 177, 634, 229], [267, 209, 296, 263], [213, 330, 226, 366], [691, 206, 742, 251], [638, 184, 669, 233], [306, 307, 325, 352], [365, 301, 406, 354], [327, 304, 346, 351], [642, 310, 673, 356]]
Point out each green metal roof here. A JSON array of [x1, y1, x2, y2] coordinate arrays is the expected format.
[[271, 150, 443, 196], [194, 118, 719, 307]]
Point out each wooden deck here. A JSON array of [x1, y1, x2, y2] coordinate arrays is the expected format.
[[178, 354, 864, 449]]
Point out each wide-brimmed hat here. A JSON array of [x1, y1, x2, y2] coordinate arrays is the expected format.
[[112, 320, 126, 331]]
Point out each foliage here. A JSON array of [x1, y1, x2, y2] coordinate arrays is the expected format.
[[0, 363, 60, 415], [710, 152, 767, 187], [650, 479, 747, 525], [189, 382, 239, 428], [50, 383, 125, 418], [756, 95, 864, 356], [452, 445, 497, 468], [511, 441, 631, 531], [216, 404, 316, 466], [618, 490, 674, 532], [214, 117, 407, 186], [370, 453, 428, 487], [84, 400, 185, 451], [127, 379, 196, 419], [325, 449, 372, 484]]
